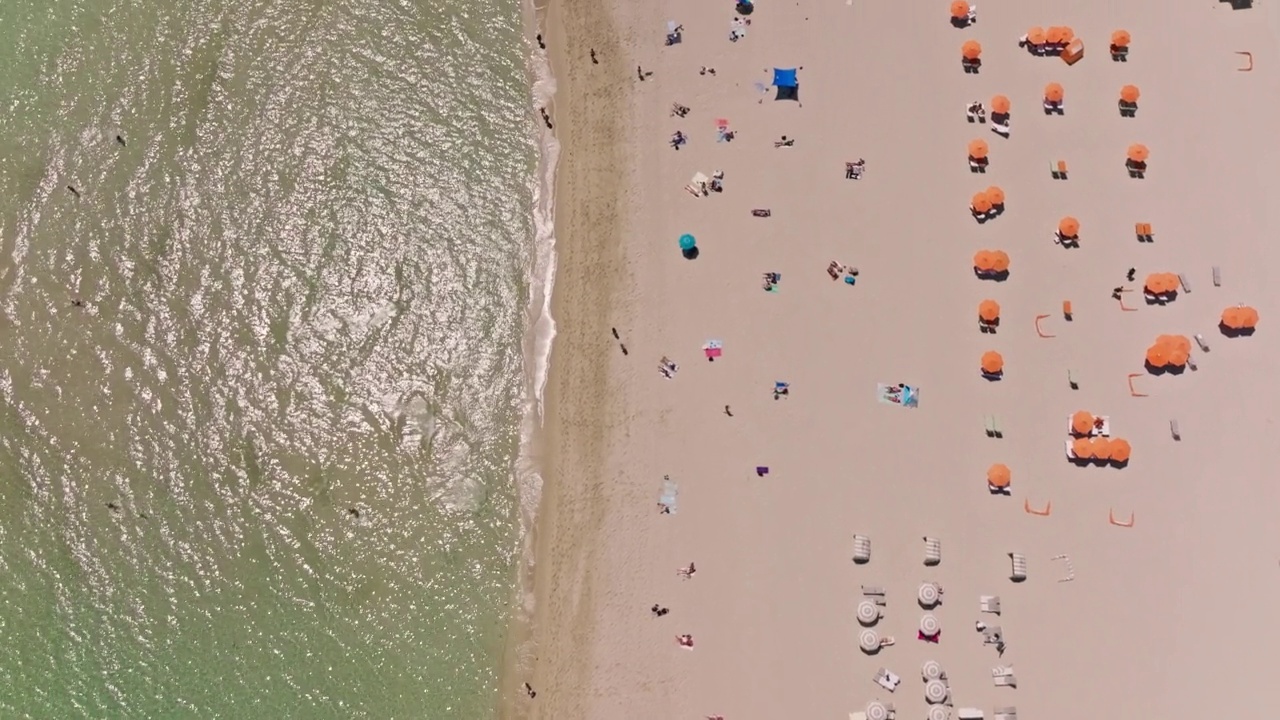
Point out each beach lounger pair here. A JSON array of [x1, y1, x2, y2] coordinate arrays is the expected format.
[[994, 707, 1017, 720], [992, 665, 1017, 687], [983, 415, 1002, 438], [1008, 553, 1027, 582], [923, 537, 941, 566], [957, 709, 985, 720], [980, 595, 1001, 614], [874, 667, 901, 692]]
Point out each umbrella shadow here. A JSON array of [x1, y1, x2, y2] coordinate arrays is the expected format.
[[1144, 292, 1176, 305], [974, 269, 1009, 282], [987, 484, 1010, 495], [1127, 160, 1147, 179], [682, 246, 700, 260], [1109, 458, 1130, 469], [1219, 323, 1255, 337], [981, 370, 1003, 382]]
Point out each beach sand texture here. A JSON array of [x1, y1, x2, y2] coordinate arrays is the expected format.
[[517, 0, 1280, 718]]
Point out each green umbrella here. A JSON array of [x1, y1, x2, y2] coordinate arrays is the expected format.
[[679, 234, 696, 250]]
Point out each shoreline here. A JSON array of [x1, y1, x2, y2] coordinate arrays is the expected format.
[[496, 0, 632, 714]]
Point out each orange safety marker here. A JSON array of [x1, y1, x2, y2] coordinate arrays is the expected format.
[[1237, 51, 1253, 72], [1109, 508, 1134, 527], [1024, 499, 1051, 516], [1117, 293, 1138, 312], [1127, 373, 1148, 397], [1034, 314, 1055, 338]]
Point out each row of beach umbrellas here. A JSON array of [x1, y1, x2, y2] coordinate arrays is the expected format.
[[1070, 437, 1132, 463], [958, 28, 1130, 59]]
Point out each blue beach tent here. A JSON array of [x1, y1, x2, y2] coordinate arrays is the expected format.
[[772, 68, 798, 101]]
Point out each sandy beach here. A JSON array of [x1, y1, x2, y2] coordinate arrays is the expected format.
[[513, 0, 1280, 718]]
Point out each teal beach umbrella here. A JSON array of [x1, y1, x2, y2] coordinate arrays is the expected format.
[[679, 233, 697, 250]]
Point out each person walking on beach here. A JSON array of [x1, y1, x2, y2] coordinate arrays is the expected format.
[[724, 405, 732, 417], [523, 683, 536, 698]]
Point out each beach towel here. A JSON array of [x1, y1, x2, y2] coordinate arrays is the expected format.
[[703, 340, 723, 359], [877, 383, 919, 408], [659, 476, 679, 513]]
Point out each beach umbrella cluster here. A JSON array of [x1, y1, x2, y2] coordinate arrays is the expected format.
[[1069, 437, 1132, 466], [1145, 334, 1192, 372], [1221, 305, 1260, 335], [973, 250, 1010, 276], [1143, 272, 1179, 301]]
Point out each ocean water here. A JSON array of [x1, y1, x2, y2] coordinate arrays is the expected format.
[[0, 0, 544, 716]]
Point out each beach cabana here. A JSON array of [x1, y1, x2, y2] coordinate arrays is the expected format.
[[1221, 305, 1260, 335], [771, 68, 799, 101], [987, 463, 1011, 490], [981, 351, 1004, 378]]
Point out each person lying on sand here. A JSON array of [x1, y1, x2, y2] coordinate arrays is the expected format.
[[678, 562, 696, 578]]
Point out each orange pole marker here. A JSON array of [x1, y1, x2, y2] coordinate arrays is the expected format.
[[1237, 52, 1253, 72], [1034, 314, 1055, 338], [1127, 373, 1148, 397], [1024, 498, 1051, 516], [1118, 295, 1138, 312], [1109, 508, 1134, 527]]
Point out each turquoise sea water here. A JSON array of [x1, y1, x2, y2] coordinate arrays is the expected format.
[[0, 0, 537, 716]]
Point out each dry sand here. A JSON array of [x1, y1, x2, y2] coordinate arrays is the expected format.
[[512, 0, 1280, 718]]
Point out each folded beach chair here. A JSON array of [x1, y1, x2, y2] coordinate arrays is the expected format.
[[873, 667, 901, 692], [853, 535, 872, 564], [994, 707, 1017, 720], [980, 595, 1001, 614], [923, 537, 941, 566], [1008, 553, 1027, 582]]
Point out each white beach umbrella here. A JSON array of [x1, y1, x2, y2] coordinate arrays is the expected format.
[[918, 582, 940, 607], [928, 704, 951, 720], [920, 614, 941, 636], [925, 680, 949, 704], [866, 701, 889, 720], [921, 660, 943, 680], [857, 599, 880, 625], [859, 629, 880, 652]]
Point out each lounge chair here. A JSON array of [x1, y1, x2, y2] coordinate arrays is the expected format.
[[853, 534, 872, 564], [994, 707, 1017, 720], [1170, 419, 1181, 441], [1067, 368, 1078, 389], [957, 709, 985, 720], [992, 665, 1014, 678], [1008, 553, 1027, 582], [1195, 334, 1210, 352], [874, 667, 902, 692], [994, 674, 1017, 688], [984, 415, 996, 437], [990, 122, 1009, 137], [980, 595, 1001, 614], [1135, 222, 1153, 241], [1213, 266, 1222, 286], [982, 626, 1003, 645], [1049, 159, 1067, 179], [923, 537, 942, 566], [862, 585, 887, 605], [1178, 273, 1191, 293]]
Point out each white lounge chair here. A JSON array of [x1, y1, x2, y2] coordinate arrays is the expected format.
[[853, 534, 872, 564], [1213, 266, 1222, 287], [923, 536, 941, 566], [982, 626, 1003, 645], [957, 709, 985, 720], [862, 585, 887, 605], [1170, 420, 1181, 441], [1195, 333, 1210, 352], [992, 665, 1014, 678], [1008, 553, 1026, 581], [994, 674, 1017, 688], [994, 707, 1017, 720], [990, 122, 1009, 137], [874, 667, 902, 692], [980, 595, 1001, 614]]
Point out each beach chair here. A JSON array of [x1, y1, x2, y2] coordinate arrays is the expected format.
[[1067, 369, 1078, 389], [873, 668, 902, 692], [1195, 334, 1210, 352], [862, 585, 887, 604], [994, 674, 1017, 688], [1213, 266, 1222, 286], [980, 595, 1001, 614], [1127, 160, 1146, 179], [957, 709, 985, 720], [1135, 222, 1153, 242], [1170, 419, 1181, 441], [1008, 553, 1027, 582], [984, 415, 996, 437], [982, 626, 1003, 646], [1178, 273, 1191, 293], [969, 159, 987, 174], [853, 534, 872, 564], [1049, 160, 1066, 179], [994, 707, 1017, 720], [990, 121, 1009, 137], [992, 665, 1014, 678], [923, 537, 942, 566]]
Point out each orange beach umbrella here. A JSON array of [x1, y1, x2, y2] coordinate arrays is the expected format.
[[973, 250, 994, 271], [990, 95, 1011, 114], [1058, 216, 1080, 237], [1120, 85, 1140, 104], [978, 299, 1000, 322], [1167, 345, 1189, 367], [1071, 437, 1095, 459], [1058, 26, 1075, 44], [968, 139, 989, 159], [1109, 439, 1132, 463], [950, 0, 969, 18], [1222, 305, 1260, 329], [1145, 343, 1170, 367], [981, 350, 1004, 374], [985, 185, 1005, 205], [1046, 26, 1072, 44], [962, 40, 983, 59], [1071, 410, 1094, 435], [1091, 437, 1113, 460], [1157, 334, 1192, 354], [1044, 82, 1064, 103], [1111, 29, 1131, 48], [1128, 144, 1150, 162], [987, 464, 1011, 488], [1027, 27, 1046, 45], [989, 250, 1010, 272], [971, 192, 993, 213], [1144, 273, 1176, 294]]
